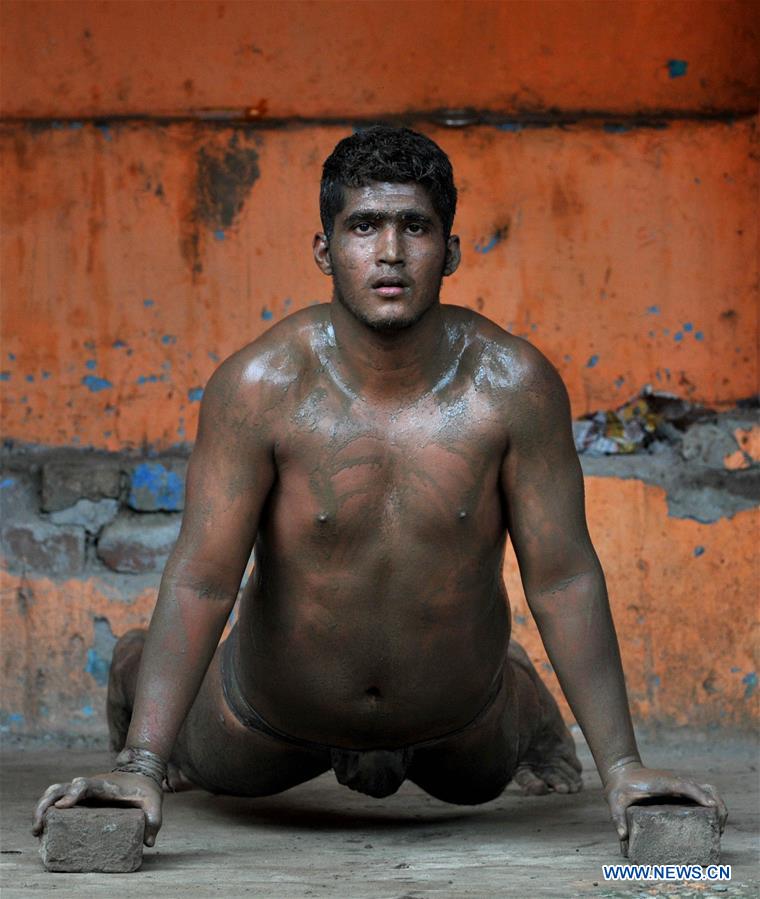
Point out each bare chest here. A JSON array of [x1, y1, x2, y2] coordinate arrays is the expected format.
[[269, 381, 507, 545]]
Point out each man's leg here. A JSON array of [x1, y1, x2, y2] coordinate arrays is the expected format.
[[107, 629, 331, 797], [407, 639, 582, 804]]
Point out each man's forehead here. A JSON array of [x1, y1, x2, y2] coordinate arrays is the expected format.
[[339, 181, 437, 214]]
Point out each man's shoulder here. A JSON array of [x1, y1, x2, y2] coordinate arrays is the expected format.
[[446, 305, 562, 399], [212, 305, 327, 389], [200, 305, 328, 419]]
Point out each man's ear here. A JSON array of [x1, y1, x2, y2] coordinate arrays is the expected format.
[[313, 233, 332, 276], [443, 235, 461, 277]]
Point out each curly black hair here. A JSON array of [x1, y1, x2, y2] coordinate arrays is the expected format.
[[320, 126, 457, 240]]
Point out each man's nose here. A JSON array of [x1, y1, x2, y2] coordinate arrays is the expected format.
[[377, 226, 404, 265]]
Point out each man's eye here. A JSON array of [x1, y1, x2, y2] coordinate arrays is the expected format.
[[354, 222, 373, 233], [406, 223, 425, 234]]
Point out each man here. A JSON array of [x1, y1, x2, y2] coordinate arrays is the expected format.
[[33, 126, 726, 853]]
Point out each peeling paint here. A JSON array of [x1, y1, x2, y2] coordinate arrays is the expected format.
[[129, 462, 184, 511], [84, 616, 117, 686]]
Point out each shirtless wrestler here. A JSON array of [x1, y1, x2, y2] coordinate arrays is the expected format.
[[33, 126, 727, 853]]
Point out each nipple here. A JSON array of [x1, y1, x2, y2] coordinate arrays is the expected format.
[[458, 510, 468, 520], [316, 512, 329, 524]]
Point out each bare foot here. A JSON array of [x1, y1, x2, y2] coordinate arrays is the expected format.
[[165, 762, 196, 793], [508, 643, 583, 796]]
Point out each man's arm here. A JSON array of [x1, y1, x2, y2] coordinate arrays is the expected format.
[[500, 344, 726, 841], [33, 351, 276, 843]]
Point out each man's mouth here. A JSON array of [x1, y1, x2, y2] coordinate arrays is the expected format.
[[371, 277, 409, 298]]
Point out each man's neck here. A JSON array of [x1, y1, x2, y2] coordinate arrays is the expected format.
[[327, 300, 451, 404]]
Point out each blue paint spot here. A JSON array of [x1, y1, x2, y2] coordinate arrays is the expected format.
[[541, 662, 554, 673], [693, 545, 705, 557], [85, 359, 97, 370], [646, 305, 660, 315], [284, 298, 292, 308], [84, 619, 117, 686], [25, 374, 34, 382], [69, 121, 84, 130], [648, 675, 661, 688], [0, 477, 14, 489], [42, 370, 51, 380], [674, 332, 683, 342], [496, 122, 523, 132], [514, 614, 527, 625], [188, 386, 204, 402], [667, 59, 688, 78], [683, 322, 693, 332], [742, 672, 757, 699], [614, 376, 626, 389], [261, 307, 273, 321], [85, 648, 109, 686], [214, 230, 225, 241], [664, 368, 671, 378], [136, 374, 160, 384], [96, 123, 112, 141], [6, 713, 24, 724], [586, 355, 599, 368], [730, 666, 741, 673], [82, 375, 112, 392], [8, 353, 15, 361], [143, 298, 155, 307], [81, 705, 95, 717], [208, 351, 220, 362], [603, 123, 630, 134], [474, 225, 509, 255], [695, 331, 704, 341], [112, 339, 127, 348], [129, 462, 184, 511], [161, 334, 177, 345], [476, 235, 499, 253]]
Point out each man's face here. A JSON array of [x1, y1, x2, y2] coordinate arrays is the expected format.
[[313, 182, 460, 332]]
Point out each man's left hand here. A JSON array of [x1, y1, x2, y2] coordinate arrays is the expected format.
[[605, 763, 728, 850]]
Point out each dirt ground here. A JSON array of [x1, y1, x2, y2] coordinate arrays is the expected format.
[[1, 733, 757, 898]]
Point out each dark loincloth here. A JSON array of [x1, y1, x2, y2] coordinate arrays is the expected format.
[[221, 628, 504, 799]]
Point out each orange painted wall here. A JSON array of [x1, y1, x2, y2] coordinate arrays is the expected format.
[[2, 1, 758, 118], [1, 0, 758, 735], [2, 479, 757, 736], [2, 121, 756, 449]]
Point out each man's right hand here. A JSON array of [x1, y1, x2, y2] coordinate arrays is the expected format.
[[32, 771, 164, 846]]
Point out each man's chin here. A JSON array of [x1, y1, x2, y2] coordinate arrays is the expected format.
[[335, 296, 432, 333]]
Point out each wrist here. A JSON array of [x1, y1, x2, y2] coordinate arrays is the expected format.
[[602, 754, 643, 787], [113, 746, 167, 788]]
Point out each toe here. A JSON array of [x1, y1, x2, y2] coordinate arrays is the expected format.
[[514, 766, 550, 796]]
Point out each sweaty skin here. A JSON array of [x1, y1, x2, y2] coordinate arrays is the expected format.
[[33, 182, 727, 849]]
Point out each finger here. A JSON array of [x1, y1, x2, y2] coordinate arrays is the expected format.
[[32, 784, 67, 835], [140, 798, 162, 847], [53, 779, 88, 809], [700, 783, 729, 832], [608, 798, 629, 841]]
